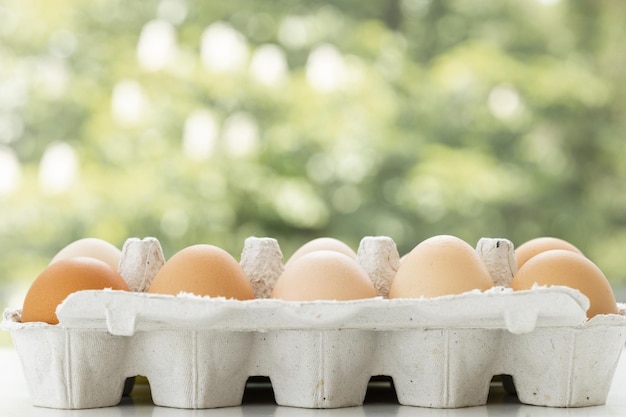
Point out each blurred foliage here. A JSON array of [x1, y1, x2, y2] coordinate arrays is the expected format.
[[2, 0, 626, 306]]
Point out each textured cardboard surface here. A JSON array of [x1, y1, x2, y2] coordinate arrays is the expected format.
[[2, 236, 626, 409]]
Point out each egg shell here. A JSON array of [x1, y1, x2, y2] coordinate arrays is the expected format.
[[389, 235, 493, 298], [21, 257, 129, 325], [515, 237, 582, 270], [511, 249, 617, 318], [147, 244, 254, 300], [271, 250, 377, 301], [286, 237, 356, 266], [50, 237, 122, 272]]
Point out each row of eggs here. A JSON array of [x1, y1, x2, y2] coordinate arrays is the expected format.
[[20, 235, 618, 325]]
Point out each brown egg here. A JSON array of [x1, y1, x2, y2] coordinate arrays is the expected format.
[[147, 244, 254, 300], [50, 237, 122, 272], [22, 257, 129, 325], [515, 237, 582, 270], [286, 237, 356, 266], [271, 250, 377, 301], [511, 249, 617, 319], [389, 235, 493, 299]]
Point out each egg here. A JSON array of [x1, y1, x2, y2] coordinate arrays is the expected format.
[[21, 257, 129, 325], [147, 244, 254, 300], [50, 237, 122, 272], [510, 249, 617, 319], [388, 235, 493, 299], [286, 237, 356, 266], [271, 250, 377, 301], [515, 237, 582, 270]]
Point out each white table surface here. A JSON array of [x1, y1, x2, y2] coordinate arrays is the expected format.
[[2, 345, 626, 417]]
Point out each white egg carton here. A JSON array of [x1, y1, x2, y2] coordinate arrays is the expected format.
[[2, 236, 626, 410]]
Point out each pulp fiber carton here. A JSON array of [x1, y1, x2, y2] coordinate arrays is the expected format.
[[2, 236, 626, 409]]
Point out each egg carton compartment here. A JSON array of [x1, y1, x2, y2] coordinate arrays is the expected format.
[[3, 236, 626, 410]]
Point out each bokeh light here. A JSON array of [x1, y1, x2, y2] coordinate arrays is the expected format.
[[2, 0, 626, 317]]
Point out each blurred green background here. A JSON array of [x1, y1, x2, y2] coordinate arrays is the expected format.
[[2, 0, 626, 328]]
